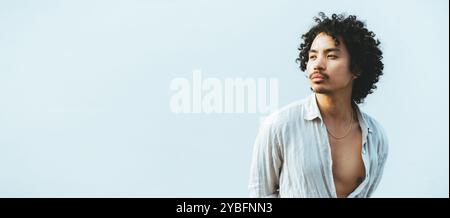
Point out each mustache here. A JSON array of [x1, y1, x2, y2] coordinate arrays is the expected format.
[[309, 71, 329, 79]]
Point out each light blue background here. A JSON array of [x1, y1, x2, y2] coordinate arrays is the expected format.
[[0, 0, 448, 197]]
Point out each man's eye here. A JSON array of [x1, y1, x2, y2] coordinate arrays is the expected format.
[[309, 55, 317, 59], [327, 55, 337, 59]]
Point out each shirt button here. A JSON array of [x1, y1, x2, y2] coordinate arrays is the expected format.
[[362, 150, 366, 155]]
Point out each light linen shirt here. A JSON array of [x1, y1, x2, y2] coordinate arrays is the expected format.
[[249, 93, 389, 198]]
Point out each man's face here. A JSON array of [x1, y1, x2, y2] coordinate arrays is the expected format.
[[306, 32, 355, 94]]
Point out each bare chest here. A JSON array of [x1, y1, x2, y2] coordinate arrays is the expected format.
[[328, 127, 366, 197]]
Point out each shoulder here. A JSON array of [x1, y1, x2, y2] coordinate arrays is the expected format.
[[260, 98, 309, 130]]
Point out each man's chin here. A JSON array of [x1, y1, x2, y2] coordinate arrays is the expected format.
[[311, 86, 329, 94]]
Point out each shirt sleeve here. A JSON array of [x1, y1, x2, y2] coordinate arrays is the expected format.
[[367, 125, 389, 197], [248, 119, 283, 198]]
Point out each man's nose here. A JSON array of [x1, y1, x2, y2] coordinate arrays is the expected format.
[[312, 56, 326, 71]]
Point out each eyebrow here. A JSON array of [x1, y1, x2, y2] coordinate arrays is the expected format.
[[309, 48, 341, 53]]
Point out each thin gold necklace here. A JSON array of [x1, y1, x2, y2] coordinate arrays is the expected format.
[[326, 109, 354, 140]]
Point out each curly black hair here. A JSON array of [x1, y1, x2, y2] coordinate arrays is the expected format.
[[296, 12, 384, 104]]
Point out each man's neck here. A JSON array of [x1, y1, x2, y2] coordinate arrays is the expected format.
[[315, 92, 354, 122]]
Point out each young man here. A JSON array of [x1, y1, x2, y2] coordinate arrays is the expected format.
[[249, 13, 388, 198]]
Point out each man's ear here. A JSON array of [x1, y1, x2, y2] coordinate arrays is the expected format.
[[352, 67, 362, 79]]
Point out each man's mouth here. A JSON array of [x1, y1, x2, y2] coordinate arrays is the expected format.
[[310, 73, 326, 83]]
